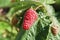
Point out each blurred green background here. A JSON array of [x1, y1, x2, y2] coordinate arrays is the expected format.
[[0, 0, 60, 40]]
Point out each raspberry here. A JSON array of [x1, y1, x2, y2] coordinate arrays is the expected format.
[[22, 8, 38, 30], [51, 26, 59, 36], [11, 16, 18, 25]]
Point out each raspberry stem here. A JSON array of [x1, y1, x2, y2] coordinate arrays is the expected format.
[[34, 5, 43, 11]]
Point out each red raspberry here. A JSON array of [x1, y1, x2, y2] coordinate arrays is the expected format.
[[22, 8, 38, 30]]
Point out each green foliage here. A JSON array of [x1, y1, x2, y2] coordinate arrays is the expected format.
[[16, 18, 40, 40], [55, 0, 60, 4], [38, 0, 55, 4], [0, 21, 16, 40], [0, 0, 11, 7], [15, 4, 52, 40], [0, 0, 60, 40], [0, 0, 55, 7]]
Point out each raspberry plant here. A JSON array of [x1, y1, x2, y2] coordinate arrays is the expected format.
[[0, 0, 60, 40]]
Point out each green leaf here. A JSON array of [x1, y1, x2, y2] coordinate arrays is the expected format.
[[39, 0, 55, 4], [23, 0, 55, 4], [43, 4, 55, 16], [0, 21, 11, 32], [0, 0, 11, 7], [44, 4, 60, 40], [35, 25, 49, 40], [35, 8, 51, 40], [6, 1, 43, 21], [15, 18, 40, 40]]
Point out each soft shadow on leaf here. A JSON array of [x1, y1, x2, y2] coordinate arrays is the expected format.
[[35, 25, 49, 40]]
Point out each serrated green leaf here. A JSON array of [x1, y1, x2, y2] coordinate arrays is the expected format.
[[35, 25, 49, 40], [15, 18, 40, 40], [44, 4, 60, 40]]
